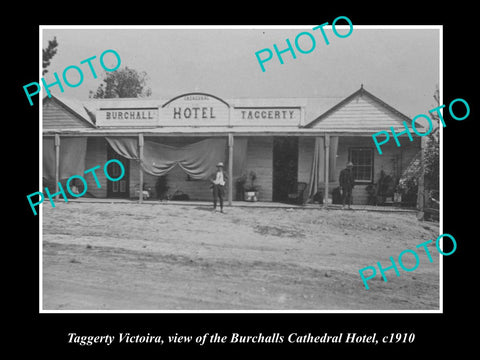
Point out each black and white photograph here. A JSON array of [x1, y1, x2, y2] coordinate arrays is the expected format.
[[37, 25, 442, 312], [10, 8, 478, 354]]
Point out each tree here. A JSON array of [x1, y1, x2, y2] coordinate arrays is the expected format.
[[424, 86, 440, 193], [89, 66, 152, 99], [397, 86, 440, 208], [42, 37, 58, 75]]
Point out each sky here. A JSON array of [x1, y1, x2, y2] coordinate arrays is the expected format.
[[41, 26, 440, 119]]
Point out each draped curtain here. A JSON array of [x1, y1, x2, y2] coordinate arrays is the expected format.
[[231, 137, 249, 177], [307, 137, 325, 199], [43, 137, 87, 181], [106, 137, 227, 180], [307, 136, 339, 199], [329, 136, 338, 181]]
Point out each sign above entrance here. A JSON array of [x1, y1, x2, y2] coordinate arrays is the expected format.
[[93, 93, 304, 128], [232, 107, 302, 126], [161, 93, 230, 126], [237, 108, 298, 120], [96, 108, 159, 127]]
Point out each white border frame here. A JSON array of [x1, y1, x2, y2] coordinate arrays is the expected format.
[[38, 24, 443, 314]]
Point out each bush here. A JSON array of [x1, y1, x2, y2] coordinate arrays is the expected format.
[[243, 171, 259, 192], [155, 176, 169, 200], [397, 177, 418, 207]]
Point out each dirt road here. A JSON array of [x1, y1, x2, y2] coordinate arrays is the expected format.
[[42, 202, 440, 310]]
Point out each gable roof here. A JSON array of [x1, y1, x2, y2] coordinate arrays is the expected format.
[[304, 86, 415, 131], [43, 95, 96, 128]]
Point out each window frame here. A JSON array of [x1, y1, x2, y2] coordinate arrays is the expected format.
[[348, 147, 374, 184]]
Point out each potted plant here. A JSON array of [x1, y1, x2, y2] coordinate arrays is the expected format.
[[155, 175, 169, 200], [243, 171, 259, 201], [235, 174, 247, 201], [365, 183, 377, 205]]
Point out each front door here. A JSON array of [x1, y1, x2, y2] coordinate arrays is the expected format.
[[106, 144, 130, 198], [272, 137, 298, 202]]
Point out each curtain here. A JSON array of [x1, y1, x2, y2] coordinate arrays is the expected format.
[[43, 137, 87, 181], [106, 136, 138, 159], [231, 137, 249, 177], [307, 137, 325, 199], [144, 139, 226, 179], [306, 136, 339, 199], [106, 137, 227, 180], [43, 137, 55, 182]]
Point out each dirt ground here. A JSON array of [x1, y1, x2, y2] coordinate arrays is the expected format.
[[42, 201, 440, 311]]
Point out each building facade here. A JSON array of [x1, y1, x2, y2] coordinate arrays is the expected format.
[[42, 86, 421, 205]]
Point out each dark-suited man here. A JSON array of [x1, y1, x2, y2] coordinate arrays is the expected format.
[[339, 161, 355, 209]]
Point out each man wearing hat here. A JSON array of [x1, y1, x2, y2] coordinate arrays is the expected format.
[[339, 161, 355, 209], [210, 162, 228, 213]]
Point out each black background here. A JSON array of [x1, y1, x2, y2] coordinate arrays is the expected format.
[[10, 3, 476, 356]]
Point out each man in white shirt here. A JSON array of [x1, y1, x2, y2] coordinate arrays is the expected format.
[[210, 162, 228, 213]]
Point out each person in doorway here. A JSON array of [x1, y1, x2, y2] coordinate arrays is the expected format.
[[339, 161, 355, 209], [210, 162, 228, 213]]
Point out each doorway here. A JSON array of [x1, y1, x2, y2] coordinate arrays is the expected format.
[[106, 144, 130, 198], [272, 137, 298, 202]]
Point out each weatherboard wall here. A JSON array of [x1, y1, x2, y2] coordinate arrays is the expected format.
[[297, 136, 421, 205], [79, 135, 420, 204], [43, 98, 93, 130], [307, 90, 411, 131]]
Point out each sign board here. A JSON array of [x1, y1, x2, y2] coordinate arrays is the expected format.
[[94, 93, 303, 127], [96, 108, 159, 127], [160, 93, 230, 126], [232, 107, 302, 126]]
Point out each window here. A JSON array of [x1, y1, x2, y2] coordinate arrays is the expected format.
[[349, 148, 373, 183]]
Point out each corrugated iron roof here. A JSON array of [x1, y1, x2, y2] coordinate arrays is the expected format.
[[43, 87, 416, 133]]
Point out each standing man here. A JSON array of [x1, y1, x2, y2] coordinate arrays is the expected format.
[[339, 161, 355, 209], [211, 162, 228, 213]]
